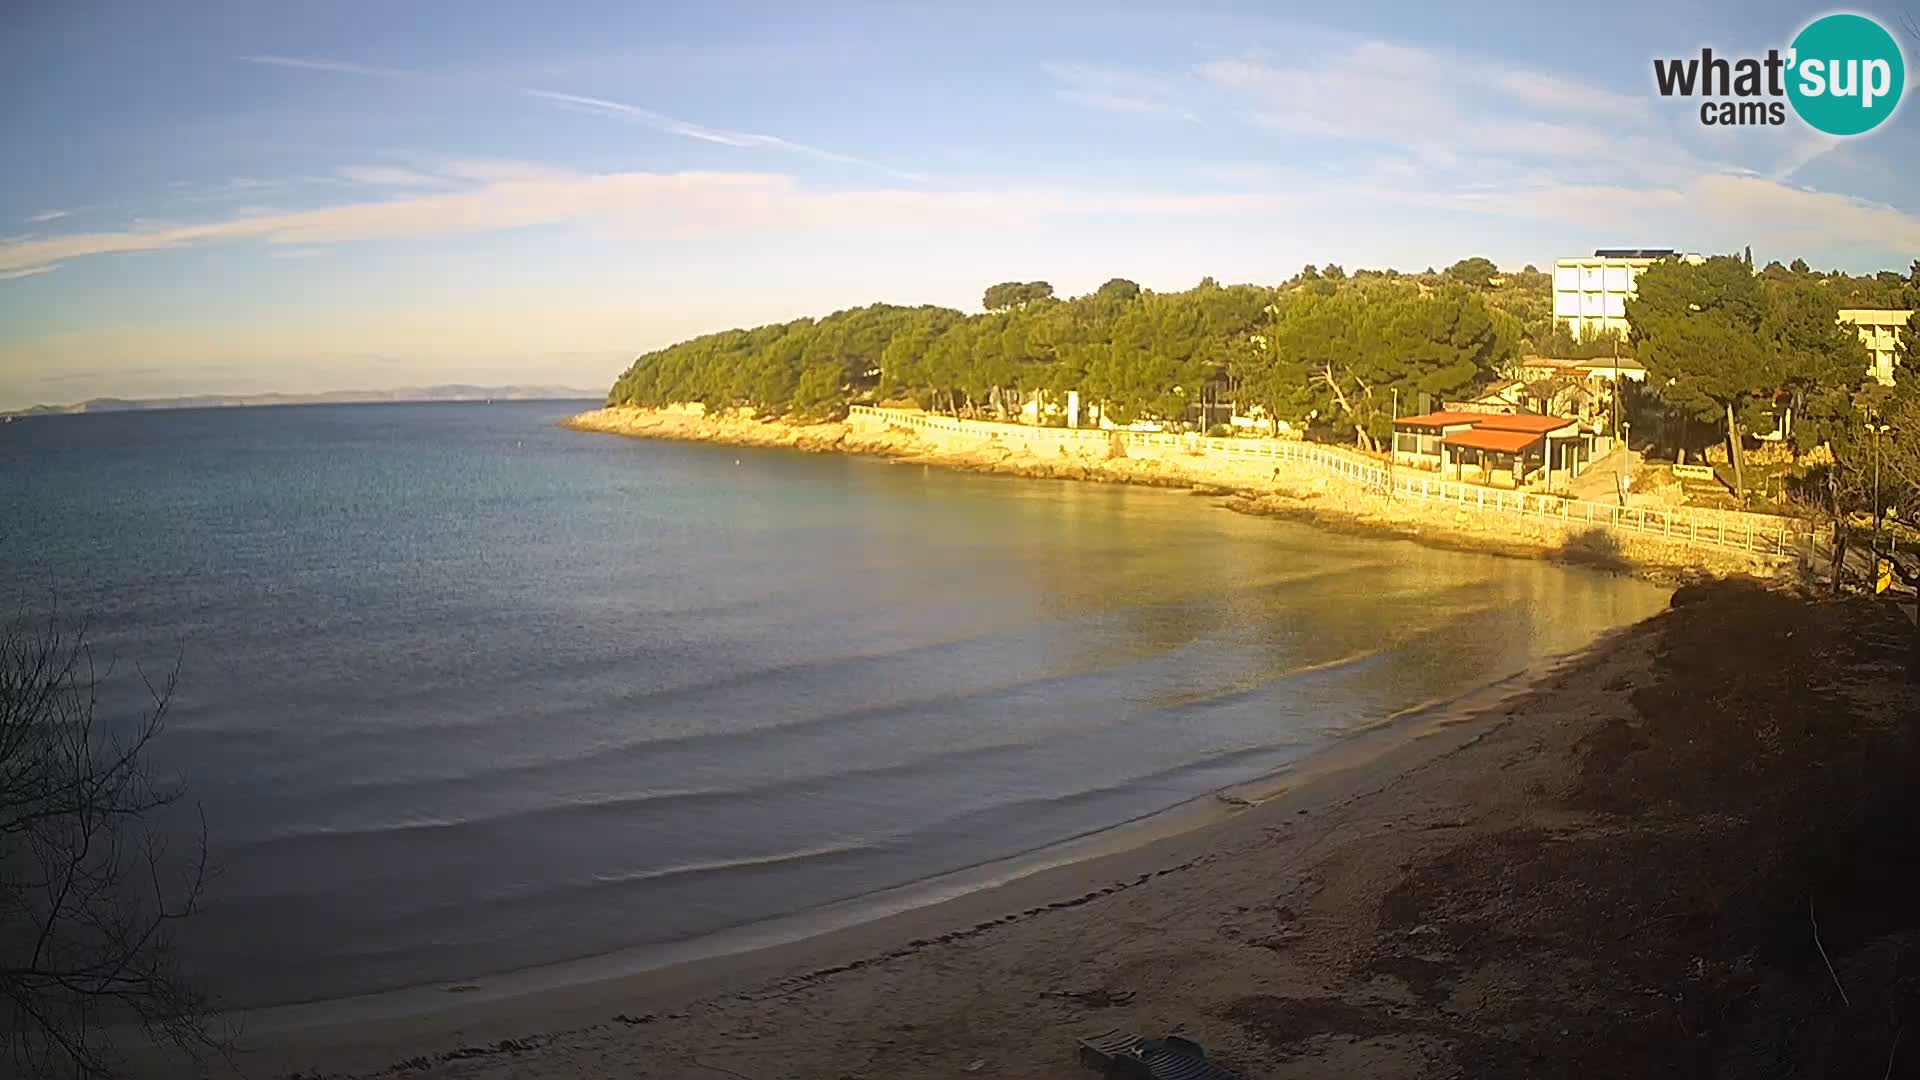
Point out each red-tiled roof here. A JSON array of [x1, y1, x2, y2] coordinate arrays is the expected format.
[[1442, 428, 1544, 453], [1393, 410, 1490, 428], [1473, 413, 1578, 434]]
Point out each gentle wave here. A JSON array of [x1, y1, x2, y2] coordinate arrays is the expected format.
[[221, 734, 1074, 857], [1149, 644, 1392, 710], [181, 613, 1104, 744], [205, 736, 1315, 927], [201, 617, 1184, 803], [203, 609, 1482, 855], [586, 842, 875, 888], [1144, 599, 1512, 712]]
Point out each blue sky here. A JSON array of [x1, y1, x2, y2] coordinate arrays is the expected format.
[[3, 0, 1917, 409]]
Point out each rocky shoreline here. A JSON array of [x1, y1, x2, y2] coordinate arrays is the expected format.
[[563, 406, 1794, 586]]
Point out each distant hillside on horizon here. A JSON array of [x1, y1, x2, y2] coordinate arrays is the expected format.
[[5, 385, 601, 417]]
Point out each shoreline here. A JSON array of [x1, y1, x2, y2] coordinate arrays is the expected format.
[[194, 614, 1612, 1045], [204, 624, 1617, 1079], [210, 580, 1919, 1080], [561, 406, 1795, 588]]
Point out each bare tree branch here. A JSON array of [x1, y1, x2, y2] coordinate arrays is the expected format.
[[0, 614, 231, 1079]]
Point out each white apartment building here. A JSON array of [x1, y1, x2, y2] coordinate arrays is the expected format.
[[1553, 248, 1703, 340], [1837, 309, 1912, 385], [1550, 251, 1907, 383]]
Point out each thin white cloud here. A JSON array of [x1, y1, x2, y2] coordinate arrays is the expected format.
[[337, 165, 449, 188], [1198, 43, 1709, 187], [1057, 91, 1187, 117], [1489, 68, 1648, 122], [1203, 55, 1451, 142], [0, 168, 1295, 278], [26, 210, 70, 224], [1772, 135, 1843, 180], [240, 55, 404, 77], [269, 248, 330, 259], [1693, 175, 1920, 251], [1043, 63, 1197, 120], [247, 57, 931, 182], [1401, 173, 1920, 255], [526, 89, 929, 182], [8, 160, 1916, 284], [435, 159, 575, 183]]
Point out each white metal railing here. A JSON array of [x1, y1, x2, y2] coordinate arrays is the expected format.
[[845, 407, 1805, 556]]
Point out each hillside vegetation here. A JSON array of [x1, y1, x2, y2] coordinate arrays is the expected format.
[[606, 258, 1916, 461]]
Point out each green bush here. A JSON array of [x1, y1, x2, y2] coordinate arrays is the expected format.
[[1207, 424, 1234, 438]]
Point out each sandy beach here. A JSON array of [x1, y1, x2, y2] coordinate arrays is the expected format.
[[200, 576, 1918, 1080]]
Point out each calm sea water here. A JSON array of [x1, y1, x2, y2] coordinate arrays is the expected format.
[[0, 402, 1668, 1008]]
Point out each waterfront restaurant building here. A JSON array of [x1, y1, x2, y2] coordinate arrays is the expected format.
[[1391, 411, 1591, 491]]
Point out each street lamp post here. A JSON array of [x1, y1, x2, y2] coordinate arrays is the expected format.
[[1871, 421, 1891, 564]]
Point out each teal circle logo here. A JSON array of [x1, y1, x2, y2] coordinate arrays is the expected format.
[[1787, 13, 1905, 135]]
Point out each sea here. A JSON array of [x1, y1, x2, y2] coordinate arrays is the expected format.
[[0, 401, 1670, 1010]]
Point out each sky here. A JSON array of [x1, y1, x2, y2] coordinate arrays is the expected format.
[[3, 0, 1918, 410]]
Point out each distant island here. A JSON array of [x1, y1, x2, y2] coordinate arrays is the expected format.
[[5, 385, 600, 418]]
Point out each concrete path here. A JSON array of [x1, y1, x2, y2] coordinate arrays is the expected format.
[[1568, 446, 1640, 502]]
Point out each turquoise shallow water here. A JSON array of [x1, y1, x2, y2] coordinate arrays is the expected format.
[[0, 402, 1669, 1007]]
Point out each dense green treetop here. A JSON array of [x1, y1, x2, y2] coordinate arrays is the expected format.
[[606, 256, 1911, 448], [1445, 256, 1500, 287], [608, 275, 1523, 436], [1625, 254, 1912, 491], [981, 281, 1055, 311], [1762, 274, 1878, 448], [1630, 255, 1774, 429]]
